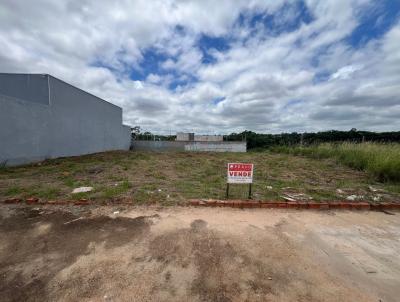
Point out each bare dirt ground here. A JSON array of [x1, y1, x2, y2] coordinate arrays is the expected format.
[[1, 205, 399, 302]]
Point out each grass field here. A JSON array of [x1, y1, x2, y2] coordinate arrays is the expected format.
[[1, 150, 399, 204], [272, 142, 400, 183]]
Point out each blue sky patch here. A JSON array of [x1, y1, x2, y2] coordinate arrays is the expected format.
[[211, 96, 225, 105], [198, 34, 231, 64], [238, 0, 314, 39], [169, 73, 198, 91], [129, 48, 169, 81], [283, 99, 304, 110], [313, 71, 331, 84], [347, 0, 400, 48]]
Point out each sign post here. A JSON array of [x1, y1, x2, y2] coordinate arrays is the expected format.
[[226, 163, 254, 199]]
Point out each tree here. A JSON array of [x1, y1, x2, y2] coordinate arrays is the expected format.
[[131, 126, 141, 135]]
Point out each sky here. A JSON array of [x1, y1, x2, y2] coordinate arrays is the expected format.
[[1, 0, 400, 134]]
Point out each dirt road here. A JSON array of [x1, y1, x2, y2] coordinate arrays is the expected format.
[[1, 205, 399, 302]]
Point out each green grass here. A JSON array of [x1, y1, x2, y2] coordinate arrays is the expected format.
[[3, 185, 61, 199], [272, 143, 400, 183], [101, 180, 132, 199], [4, 186, 24, 196], [0, 150, 399, 204], [32, 187, 62, 199]]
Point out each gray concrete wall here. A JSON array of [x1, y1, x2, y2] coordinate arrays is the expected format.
[[121, 125, 132, 150], [184, 142, 246, 152], [0, 74, 131, 166], [47, 76, 130, 157], [132, 141, 187, 152], [132, 140, 246, 152], [0, 73, 50, 105], [193, 135, 223, 142], [0, 93, 52, 165]]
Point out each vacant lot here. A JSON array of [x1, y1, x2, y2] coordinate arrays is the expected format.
[[1, 151, 399, 204], [1, 204, 399, 302]]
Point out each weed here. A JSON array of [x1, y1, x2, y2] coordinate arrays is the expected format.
[[101, 181, 132, 199], [4, 186, 24, 196], [272, 143, 400, 182], [25, 186, 61, 199], [71, 192, 93, 200], [62, 177, 76, 188], [0, 160, 8, 170]]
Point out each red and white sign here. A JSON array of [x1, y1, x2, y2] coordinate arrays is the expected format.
[[227, 163, 253, 184]]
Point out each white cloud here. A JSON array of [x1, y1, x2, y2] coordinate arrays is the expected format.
[[0, 0, 399, 134], [330, 65, 363, 80]]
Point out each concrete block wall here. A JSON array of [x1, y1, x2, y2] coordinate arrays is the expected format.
[[184, 142, 246, 152], [132, 141, 187, 151], [0, 73, 131, 166], [0, 92, 52, 165], [132, 140, 246, 152]]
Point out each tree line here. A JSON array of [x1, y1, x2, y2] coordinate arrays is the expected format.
[[224, 129, 400, 149], [132, 126, 400, 149]]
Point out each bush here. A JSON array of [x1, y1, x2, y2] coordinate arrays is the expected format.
[[272, 143, 400, 182]]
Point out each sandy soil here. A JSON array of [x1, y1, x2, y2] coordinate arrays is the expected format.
[[0, 205, 399, 302]]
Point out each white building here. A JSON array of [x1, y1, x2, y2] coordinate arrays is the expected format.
[[176, 132, 223, 142]]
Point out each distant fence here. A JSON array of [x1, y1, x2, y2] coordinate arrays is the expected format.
[[132, 140, 246, 152]]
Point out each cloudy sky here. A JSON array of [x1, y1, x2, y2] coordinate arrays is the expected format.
[[1, 0, 399, 134]]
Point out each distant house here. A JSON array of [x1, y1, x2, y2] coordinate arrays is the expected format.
[[0, 73, 131, 166], [193, 134, 223, 142], [176, 132, 223, 142], [176, 132, 195, 141]]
